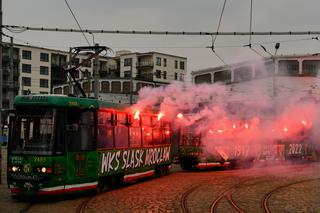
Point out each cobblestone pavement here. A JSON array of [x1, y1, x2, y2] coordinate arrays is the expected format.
[[1, 144, 320, 213]]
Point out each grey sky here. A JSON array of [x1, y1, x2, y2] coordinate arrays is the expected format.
[[3, 0, 320, 72]]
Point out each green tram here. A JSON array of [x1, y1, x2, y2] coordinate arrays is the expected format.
[[7, 95, 172, 197], [178, 125, 319, 170]]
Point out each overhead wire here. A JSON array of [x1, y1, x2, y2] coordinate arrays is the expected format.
[[64, 0, 91, 46], [208, 0, 228, 65], [5, 25, 320, 36], [244, 0, 265, 58]]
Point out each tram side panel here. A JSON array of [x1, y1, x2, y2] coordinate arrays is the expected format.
[[97, 110, 173, 186]]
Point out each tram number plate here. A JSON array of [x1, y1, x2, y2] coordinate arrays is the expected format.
[[288, 144, 302, 155]]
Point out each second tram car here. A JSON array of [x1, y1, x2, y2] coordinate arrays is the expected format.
[[178, 120, 319, 170]]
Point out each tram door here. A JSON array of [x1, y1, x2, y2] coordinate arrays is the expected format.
[[65, 109, 98, 189]]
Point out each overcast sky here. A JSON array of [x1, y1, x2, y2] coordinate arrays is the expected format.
[[3, 0, 320, 72]]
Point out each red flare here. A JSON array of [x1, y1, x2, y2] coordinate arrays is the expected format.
[[134, 110, 140, 120], [177, 113, 183, 119]]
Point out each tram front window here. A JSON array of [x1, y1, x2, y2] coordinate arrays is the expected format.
[[11, 107, 56, 155]]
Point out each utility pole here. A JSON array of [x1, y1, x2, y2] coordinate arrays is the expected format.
[[129, 65, 133, 105], [9, 36, 14, 109], [0, 0, 3, 184], [86, 70, 91, 97], [260, 43, 280, 98], [93, 43, 99, 99], [272, 43, 280, 98], [68, 48, 73, 94]]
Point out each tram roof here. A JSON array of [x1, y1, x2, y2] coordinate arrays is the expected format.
[[14, 95, 127, 109]]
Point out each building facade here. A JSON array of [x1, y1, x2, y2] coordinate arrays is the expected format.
[[0, 43, 187, 108], [191, 54, 320, 102], [192, 55, 320, 85], [53, 51, 187, 103]]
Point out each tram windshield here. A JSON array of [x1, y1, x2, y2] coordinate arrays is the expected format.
[[11, 107, 59, 155]]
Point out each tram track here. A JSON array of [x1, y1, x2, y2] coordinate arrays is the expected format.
[[75, 195, 96, 213], [262, 177, 320, 213], [180, 183, 203, 213], [19, 202, 34, 213], [210, 177, 267, 213]]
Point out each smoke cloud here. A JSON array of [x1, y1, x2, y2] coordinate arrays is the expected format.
[[131, 70, 320, 162]]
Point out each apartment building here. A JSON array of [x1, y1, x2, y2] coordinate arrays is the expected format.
[[53, 51, 187, 103], [0, 43, 187, 107]]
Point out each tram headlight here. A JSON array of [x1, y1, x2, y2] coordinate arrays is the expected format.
[[10, 165, 21, 172], [34, 166, 53, 174], [41, 167, 46, 173]]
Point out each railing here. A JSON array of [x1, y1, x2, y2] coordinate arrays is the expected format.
[[136, 61, 154, 67]]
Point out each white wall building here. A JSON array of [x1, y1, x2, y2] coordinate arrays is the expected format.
[[191, 54, 320, 101]]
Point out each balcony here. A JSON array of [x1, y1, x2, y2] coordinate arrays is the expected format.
[[2, 81, 19, 89], [2, 68, 20, 77], [108, 65, 119, 71], [135, 73, 154, 82], [2, 54, 20, 62], [136, 61, 154, 68]]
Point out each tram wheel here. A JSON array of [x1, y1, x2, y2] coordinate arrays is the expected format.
[[156, 165, 168, 177]]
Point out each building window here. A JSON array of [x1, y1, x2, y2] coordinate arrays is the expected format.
[[124, 58, 132, 67], [71, 58, 80, 66], [195, 73, 211, 84], [22, 77, 31, 86], [111, 81, 121, 93], [63, 86, 69, 95], [156, 57, 161, 66], [54, 87, 62, 94], [175, 60, 178, 69], [22, 90, 31, 95], [155, 70, 161, 78], [40, 53, 49, 62], [40, 91, 49, 94], [40, 79, 49, 88], [22, 50, 32, 60], [180, 61, 185, 70], [214, 70, 232, 84], [179, 73, 184, 81], [81, 59, 92, 68], [40, 66, 49, 75], [164, 58, 167, 67], [163, 71, 167, 79], [302, 60, 320, 76], [234, 66, 253, 82], [278, 60, 299, 76], [175, 73, 178, 80], [22, 64, 31, 73], [101, 81, 110, 93]]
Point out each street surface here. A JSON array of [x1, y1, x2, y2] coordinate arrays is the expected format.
[[1, 146, 320, 213]]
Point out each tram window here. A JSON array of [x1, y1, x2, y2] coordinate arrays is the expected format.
[[181, 127, 200, 146], [152, 116, 162, 145], [142, 115, 153, 146], [55, 109, 65, 154], [67, 110, 96, 151], [129, 115, 141, 147], [114, 113, 129, 148], [97, 111, 114, 149], [11, 107, 56, 155], [162, 122, 171, 144]]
